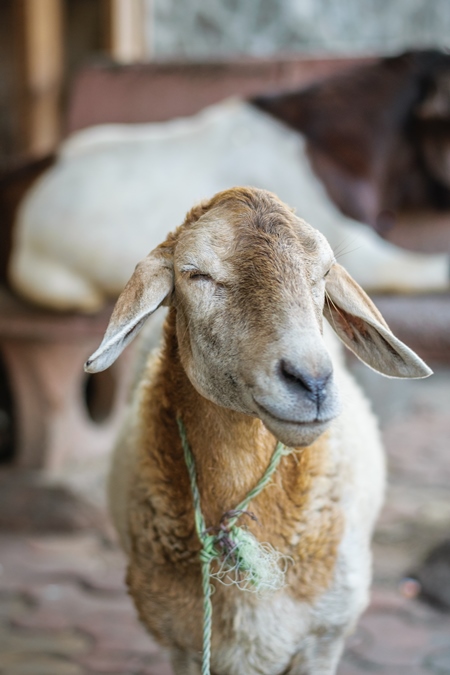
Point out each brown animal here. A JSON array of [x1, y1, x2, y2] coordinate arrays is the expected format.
[[416, 66, 450, 192], [253, 50, 450, 232], [86, 187, 430, 674]]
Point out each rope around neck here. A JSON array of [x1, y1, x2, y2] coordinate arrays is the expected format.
[[177, 417, 290, 675]]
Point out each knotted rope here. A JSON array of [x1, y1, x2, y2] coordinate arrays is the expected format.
[[177, 417, 291, 675]]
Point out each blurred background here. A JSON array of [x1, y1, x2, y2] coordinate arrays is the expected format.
[[1, 2, 450, 674], [2, 0, 450, 165]]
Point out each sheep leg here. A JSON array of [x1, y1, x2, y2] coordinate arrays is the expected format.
[[170, 648, 202, 675], [287, 634, 346, 675], [309, 635, 345, 675]]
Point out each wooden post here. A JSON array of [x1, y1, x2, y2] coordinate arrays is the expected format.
[[15, 0, 64, 157], [103, 0, 148, 64]]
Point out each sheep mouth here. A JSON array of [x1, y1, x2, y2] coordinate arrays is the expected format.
[[252, 399, 333, 428]]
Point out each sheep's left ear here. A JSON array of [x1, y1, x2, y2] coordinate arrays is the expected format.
[[324, 263, 432, 378], [84, 250, 173, 373]]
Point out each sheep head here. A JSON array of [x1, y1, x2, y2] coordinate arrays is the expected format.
[[85, 187, 431, 446]]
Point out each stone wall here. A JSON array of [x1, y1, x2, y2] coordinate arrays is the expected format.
[[149, 0, 450, 58]]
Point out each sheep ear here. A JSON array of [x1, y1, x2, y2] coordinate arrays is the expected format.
[[84, 251, 173, 373], [323, 263, 432, 379]]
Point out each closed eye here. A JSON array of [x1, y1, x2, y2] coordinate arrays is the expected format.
[[180, 267, 225, 287], [188, 271, 213, 281], [313, 269, 331, 286]]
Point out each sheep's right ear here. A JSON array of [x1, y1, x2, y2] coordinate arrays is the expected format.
[[84, 251, 173, 373]]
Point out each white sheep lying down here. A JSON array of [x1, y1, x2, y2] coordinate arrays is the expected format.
[[86, 187, 431, 675], [9, 99, 449, 312]]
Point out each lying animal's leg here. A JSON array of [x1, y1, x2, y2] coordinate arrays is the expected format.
[[325, 215, 449, 293], [8, 247, 105, 312]]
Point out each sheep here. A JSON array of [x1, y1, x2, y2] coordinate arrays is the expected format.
[[85, 186, 431, 675], [9, 97, 449, 313]]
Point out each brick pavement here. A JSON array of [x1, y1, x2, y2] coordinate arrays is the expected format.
[[0, 534, 171, 675], [1, 531, 450, 675], [1, 364, 450, 674]]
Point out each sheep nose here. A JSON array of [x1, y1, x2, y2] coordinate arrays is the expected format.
[[278, 359, 332, 405]]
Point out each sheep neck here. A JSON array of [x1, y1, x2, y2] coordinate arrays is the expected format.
[[152, 307, 284, 527], [135, 308, 343, 601]]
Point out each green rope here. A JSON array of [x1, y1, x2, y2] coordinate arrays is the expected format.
[[177, 417, 290, 675]]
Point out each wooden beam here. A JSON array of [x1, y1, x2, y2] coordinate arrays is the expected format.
[[15, 0, 64, 157], [104, 0, 148, 64]]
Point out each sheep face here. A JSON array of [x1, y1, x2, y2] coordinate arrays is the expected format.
[[172, 194, 339, 447], [85, 187, 432, 446]]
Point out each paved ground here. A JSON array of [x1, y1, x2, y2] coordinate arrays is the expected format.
[[1, 362, 450, 674]]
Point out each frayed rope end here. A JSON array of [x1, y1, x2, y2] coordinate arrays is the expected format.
[[209, 528, 292, 594]]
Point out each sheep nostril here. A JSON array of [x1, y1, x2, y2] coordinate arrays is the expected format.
[[279, 360, 331, 404]]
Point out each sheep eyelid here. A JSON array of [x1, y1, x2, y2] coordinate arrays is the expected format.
[[180, 267, 227, 287], [188, 271, 213, 281], [313, 269, 331, 286]]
